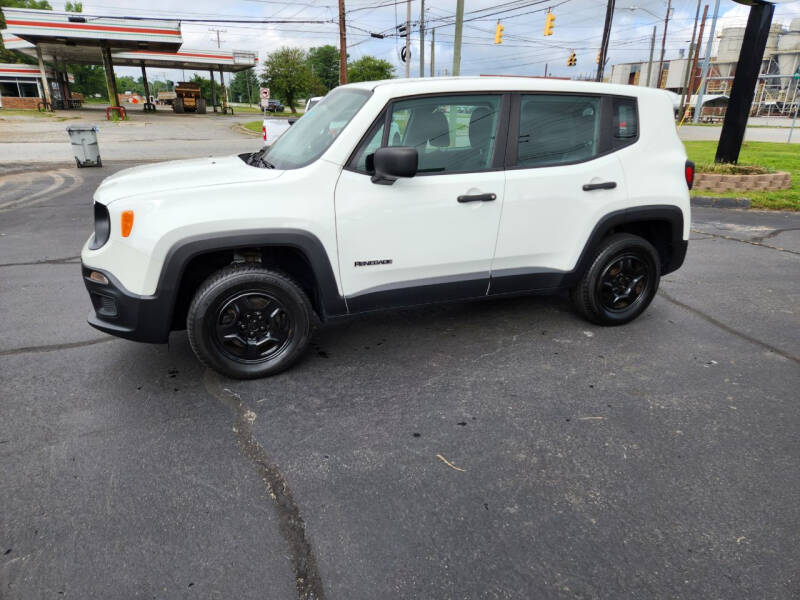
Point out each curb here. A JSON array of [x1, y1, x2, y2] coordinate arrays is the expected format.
[[691, 196, 751, 209], [234, 123, 262, 138]]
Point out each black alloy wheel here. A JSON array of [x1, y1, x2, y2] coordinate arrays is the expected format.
[[213, 290, 292, 362], [597, 253, 650, 312], [187, 265, 315, 379], [571, 233, 660, 325]]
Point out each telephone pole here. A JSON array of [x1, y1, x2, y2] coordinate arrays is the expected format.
[[679, 0, 702, 114], [405, 0, 411, 78], [452, 0, 464, 76], [646, 26, 656, 86], [596, 0, 615, 82], [657, 0, 672, 88], [694, 0, 721, 123], [419, 0, 425, 77], [430, 28, 435, 77], [209, 27, 226, 48], [338, 0, 348, 84]]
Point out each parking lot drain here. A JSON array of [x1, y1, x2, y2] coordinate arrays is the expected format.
[[204, 371, 325, 600]]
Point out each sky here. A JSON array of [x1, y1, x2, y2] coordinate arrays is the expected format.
[[40, 0, 800, 83]]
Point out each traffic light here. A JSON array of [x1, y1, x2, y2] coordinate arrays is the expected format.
[[494, 21, 505, 44], [567, 51, 577, 67], [596, 51, 602, 65], [544, 11, 555, 36]]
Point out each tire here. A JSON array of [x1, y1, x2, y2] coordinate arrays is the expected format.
[[196, 98, 207, 114], [187, 264, 315, 379], [174, 97, 184, 113], [571, 233, 660, 326]]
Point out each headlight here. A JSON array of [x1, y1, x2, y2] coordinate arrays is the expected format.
[[89, 202, 110, 249]]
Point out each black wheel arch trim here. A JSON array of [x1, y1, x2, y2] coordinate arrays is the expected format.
[[571, 204, 686, 282], [157, 229, 348, 323]]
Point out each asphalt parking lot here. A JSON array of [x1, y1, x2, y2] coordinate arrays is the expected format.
[[1, 163, 799, 599]]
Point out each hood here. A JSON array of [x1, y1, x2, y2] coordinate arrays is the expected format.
[[94, 155, 284, 205]]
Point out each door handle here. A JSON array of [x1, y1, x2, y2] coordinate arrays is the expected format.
[[582, 181, 617, 191], [458, 193, 497, 203]]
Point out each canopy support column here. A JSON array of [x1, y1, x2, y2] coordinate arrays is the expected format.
[[218, 66, 228, 113], [62, 59, 73, 108], [101, 45, 120, 113], [209, 69, 217, 112], [140, 61, 152, 110], [35, 45, 53, 111]]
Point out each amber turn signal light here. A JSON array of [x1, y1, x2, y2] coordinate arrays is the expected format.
[[121, 210, 134, 237]]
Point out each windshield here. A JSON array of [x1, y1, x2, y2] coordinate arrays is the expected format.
[[263, 88, 371, 170]]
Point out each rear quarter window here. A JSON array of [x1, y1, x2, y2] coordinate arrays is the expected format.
[[612, 97, 639, 149]]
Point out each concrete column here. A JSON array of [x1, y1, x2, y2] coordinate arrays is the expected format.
[[140, 61, 151, 105], [62, 59, 73, 108], [218, 66, 228, 113], [101, 45, 120, 109], [35, 45, 53, 110], [209, 69, 217, 112]]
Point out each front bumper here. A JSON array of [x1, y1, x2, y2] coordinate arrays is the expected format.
[[82, 264, 172, 344]]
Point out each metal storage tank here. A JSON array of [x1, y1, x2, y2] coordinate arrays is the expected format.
[[717, 27, 745, 62], [777, 29, 800, 89]]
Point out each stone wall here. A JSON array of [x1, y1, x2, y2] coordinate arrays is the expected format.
[[694, 171, 791, 192]]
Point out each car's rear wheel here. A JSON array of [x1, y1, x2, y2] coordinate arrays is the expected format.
[[187, 265, 314, 378], [571, 233, 660, 325]]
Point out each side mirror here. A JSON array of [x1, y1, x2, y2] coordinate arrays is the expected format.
[[287, 118, 297, 126], [371, 146, 418, 185]]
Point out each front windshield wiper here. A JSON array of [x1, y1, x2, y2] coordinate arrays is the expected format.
[[243, 148, 275, 169]]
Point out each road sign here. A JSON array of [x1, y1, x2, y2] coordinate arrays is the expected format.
[[260, 87, 270, 108]]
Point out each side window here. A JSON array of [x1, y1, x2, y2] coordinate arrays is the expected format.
[[515, 94, 601, 168], [391, 94, 502, 174], [612, 97, 638, 149]]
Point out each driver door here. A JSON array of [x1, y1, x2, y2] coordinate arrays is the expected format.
[[334, 93, 509, 312]]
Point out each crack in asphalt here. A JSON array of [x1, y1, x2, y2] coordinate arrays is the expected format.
[[690, 228, 800, 256], [203, 370, 325, 600], [0, 255, 81, 268], [0, 336, 115, 357], [750, 227, 800, 244], [659, 290, 800, 365]]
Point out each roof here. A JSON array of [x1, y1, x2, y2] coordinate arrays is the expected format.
[[341, 76, 673, 101]]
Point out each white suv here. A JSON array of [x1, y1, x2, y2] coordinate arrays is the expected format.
[[81, 77, 693, 379]]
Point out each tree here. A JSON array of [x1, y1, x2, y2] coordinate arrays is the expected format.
[[261, 47, 311, 114], [0, 1, 52, 64], [230, 68, 258, 104], [347, 56, 395, 83], [189, 73, 222, 104], [306, 45, 340, 91]]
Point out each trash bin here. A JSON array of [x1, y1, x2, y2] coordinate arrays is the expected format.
[[66, 124, 102, 168]]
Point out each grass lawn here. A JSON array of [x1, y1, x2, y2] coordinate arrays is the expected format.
[[242, 120, 262, 133], [683, 141, 800, 211]]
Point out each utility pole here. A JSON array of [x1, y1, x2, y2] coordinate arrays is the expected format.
[[544, 63, 548, 78], [596, 0, 615, 82], [405, 0, 411, 78], [453, 0, 464, 76], [657, 0, 672, 88], [679, 0, 702, 114], [419, 0, 425, 77], [694, 0, 720, 123], [646, 26, 656, 86], [338, 0, 348, 84], [430, 28, 435, 77], [684, 5, 708, 120], [209, 27, 226, 49]]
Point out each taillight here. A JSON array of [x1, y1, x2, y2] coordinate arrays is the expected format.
[[262, 125, 267, 142], [685, 160, 695, 190]]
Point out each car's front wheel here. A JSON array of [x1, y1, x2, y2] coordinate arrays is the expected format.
[[571, 233, 660, 325], [187, 265, 314, 379]]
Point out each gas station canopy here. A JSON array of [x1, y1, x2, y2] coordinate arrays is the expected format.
[[1, 7, 257, 72]]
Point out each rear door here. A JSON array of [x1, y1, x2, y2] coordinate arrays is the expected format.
[[490, 94, 636, 294], [335, 93, 509, 311]]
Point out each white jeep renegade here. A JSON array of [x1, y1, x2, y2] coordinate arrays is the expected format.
[[81, 77, 694, 379]]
